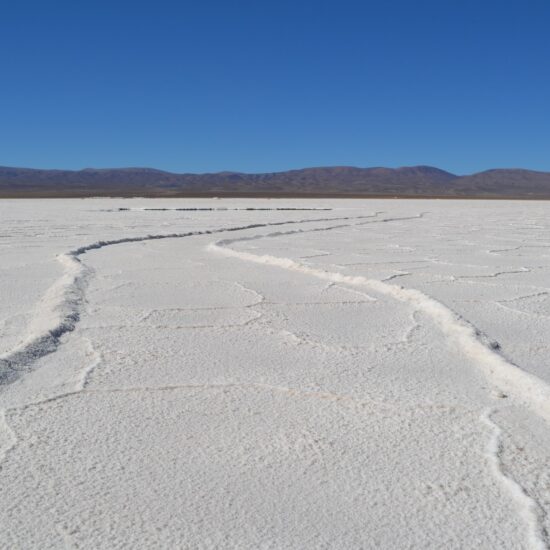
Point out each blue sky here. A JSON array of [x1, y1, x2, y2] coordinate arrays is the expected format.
[[1, 0, 549, 174]]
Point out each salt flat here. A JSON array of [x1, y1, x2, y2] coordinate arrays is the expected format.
[[1, 198, 550, 549]]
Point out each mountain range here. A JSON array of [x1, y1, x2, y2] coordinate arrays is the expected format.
[[1, 165, 550, 198]]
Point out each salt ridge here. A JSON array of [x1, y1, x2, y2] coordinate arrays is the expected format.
[[209, 226, 550, 424]]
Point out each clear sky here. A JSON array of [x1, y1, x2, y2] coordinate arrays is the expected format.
[[1, 0, 549, 175]]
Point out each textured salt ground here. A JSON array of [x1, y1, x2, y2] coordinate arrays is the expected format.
[[232, 213, 550, 388], [1, 199, 550, 549], [0, 389, 527, 549]]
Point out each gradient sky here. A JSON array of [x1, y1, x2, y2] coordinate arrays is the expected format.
[[1, 0, 549, 174]]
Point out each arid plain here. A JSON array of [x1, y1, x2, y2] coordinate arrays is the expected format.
[[1, 199, 549, 549]]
